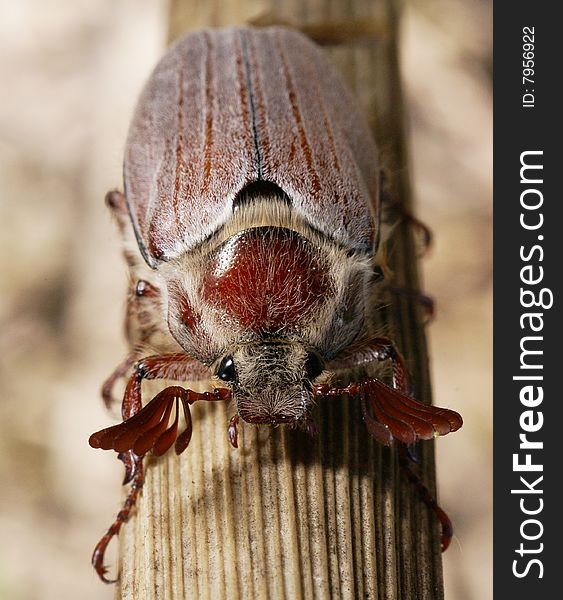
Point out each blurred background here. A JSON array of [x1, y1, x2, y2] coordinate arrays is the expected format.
[[0, 1, 491, 599]]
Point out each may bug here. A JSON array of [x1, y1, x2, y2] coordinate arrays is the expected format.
[[90, 26, 462, 582]]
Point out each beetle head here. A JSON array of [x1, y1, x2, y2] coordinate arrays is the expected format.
[[214, 341, 324, 425]]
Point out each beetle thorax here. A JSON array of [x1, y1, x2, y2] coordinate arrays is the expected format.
[[164, 196, 372, 368], [201, 225, 330, 334]]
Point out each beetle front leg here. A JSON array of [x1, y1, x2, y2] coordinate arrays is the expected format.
[[327, 336, 411, 393], [117, 352, 211, 419], [101, 354, 137, 410], [363, 337, 411, 393]]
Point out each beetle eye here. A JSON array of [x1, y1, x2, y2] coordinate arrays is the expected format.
[[216, 356, 236, 382], [305, 352, 324, 381]]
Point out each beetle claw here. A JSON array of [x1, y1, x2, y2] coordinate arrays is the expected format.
[[118, 450, 138, 485]]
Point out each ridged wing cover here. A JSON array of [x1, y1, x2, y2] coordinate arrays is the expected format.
[[124, 27, 379, 267]]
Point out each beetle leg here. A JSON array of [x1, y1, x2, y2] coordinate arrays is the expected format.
[[385, 198, 433, 254], [327, 336, 411, 392], [101, 354, 137, 410], [365, 337, 411, 393], [386, 284, 435, 322], [116, 352, 211, 420], [357, 343, 458, 550], [379, 172, 432, 255], [105, 190, 132, 239], [397, 445, 454, 551], [117, 450, 139, 485], [315, 378, 457, 549], [103, 189, 191, 411], [102, 191, 180, 410], [91, 459, 144, 584]]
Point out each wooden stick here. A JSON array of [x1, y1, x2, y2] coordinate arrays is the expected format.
[[116, 0, 445, 598]]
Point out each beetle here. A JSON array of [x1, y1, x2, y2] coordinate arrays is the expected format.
[[89, 26, 462, 583]]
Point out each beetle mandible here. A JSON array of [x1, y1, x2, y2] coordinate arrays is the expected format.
[[89, 26, 462, 583]]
